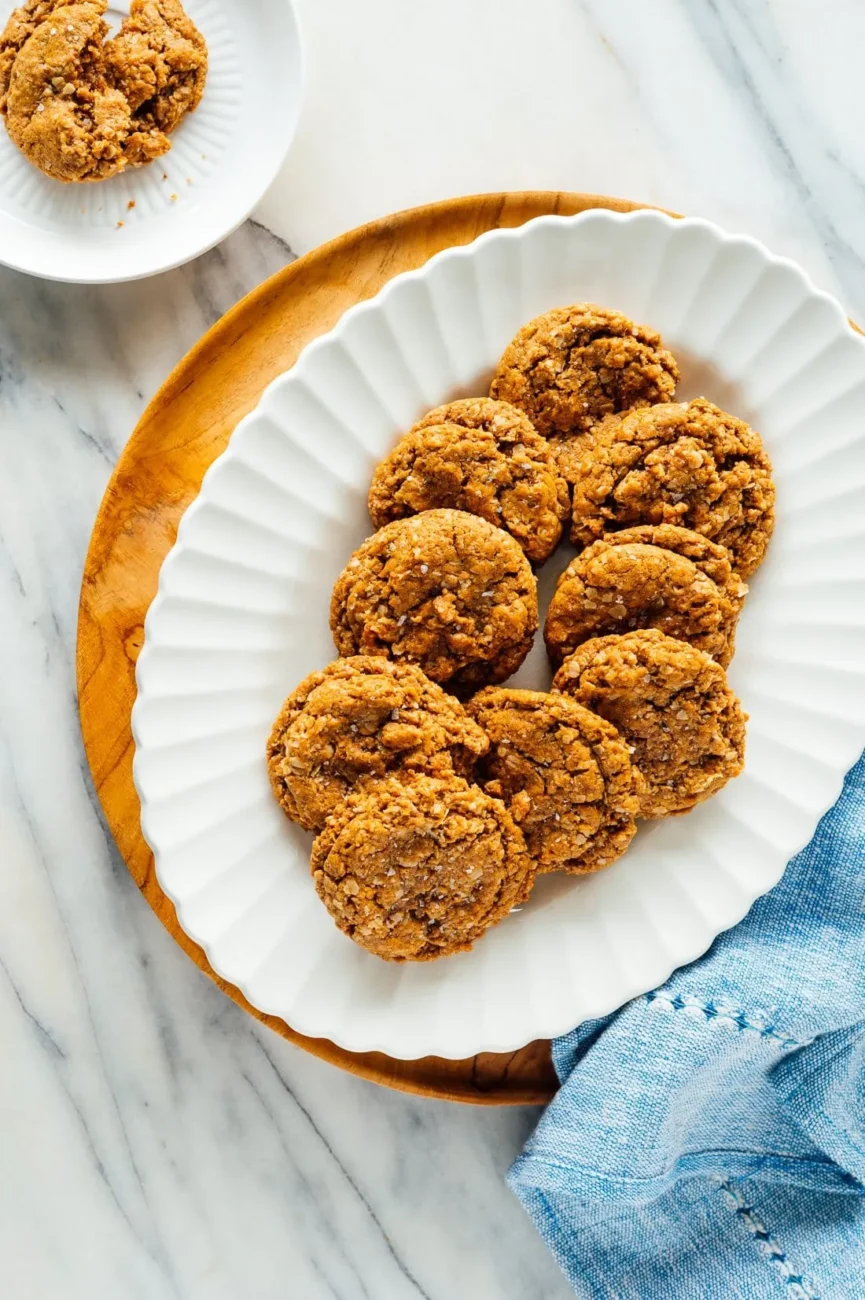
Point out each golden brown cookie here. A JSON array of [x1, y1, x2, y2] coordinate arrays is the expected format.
[[569, 398, 775, 578], [369, 398, 568, 565], [310, 773, 533, 961], [105, 0, 206, 135], [553, 629, 746, 818], [330, 509, 539, 695], [544, 524, 747, 669], [467, 688, 638, 875], [490, 303, 679, 442], [1, 1, 144, 181], [1, 0, 66, 109], [0, 0, 204, 181], [266, 656, 489, 832]]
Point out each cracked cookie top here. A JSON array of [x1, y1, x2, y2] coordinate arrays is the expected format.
[[330, 509, 539, 694], [0, 0, 205, 181], [553, 629, 747, 818], [267, 656, 489, 832], [545, 524, 747, 668], [369, 398, 568, 565], [310, 773, 533, 961], [491, 303, 679, 441], [468, 687, 638, 875], [568, 397, 775, 577]]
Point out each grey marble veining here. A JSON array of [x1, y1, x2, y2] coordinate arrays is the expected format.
[[0, 219, 571, 1300], [274, 0, 865, 324], [578, 0, 865, 313], [5, 0, 865, 1294]]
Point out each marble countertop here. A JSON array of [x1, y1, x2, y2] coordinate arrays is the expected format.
[[3, 2, 865, 1297]]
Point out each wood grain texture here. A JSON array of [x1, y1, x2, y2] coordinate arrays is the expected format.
[[77, 191, 653, 1105]]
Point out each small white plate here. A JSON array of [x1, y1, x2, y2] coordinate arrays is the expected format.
[[0, 0, 302, 282], [133, 210, 865, 1059]]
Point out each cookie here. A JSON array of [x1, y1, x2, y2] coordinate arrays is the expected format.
[[266, 656, 489, 832], [310, 773, 533, 961], [553, 629, 746, 818], [1, 0, 60, 109], [105, 0, 207, 135], [0, 0, 204, 182], [330, 509, 539, 694], [490, 303, 678, 441], [544, 524, 747, 669], [569, 398, 775, 578], [1, 1, 142, 181], [0, 0, 71, 109], [369, 398, 568, 565], [467, 688, 638, 875]]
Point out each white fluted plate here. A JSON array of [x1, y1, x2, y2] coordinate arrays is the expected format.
[[0, 0, 302, 282], [133, 210, 865, 1059]]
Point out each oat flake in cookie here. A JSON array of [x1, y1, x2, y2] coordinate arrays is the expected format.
[[330, 509, 538, 695], [491, 303, 679, 443], [266, 657, 489, 833], [545, 524, 747, 669], [569, 397, 775, 578], [468, 688, 638, 876], [553, 629, 747, 819], [310, 773, 533, 961], [369, 397, 568, 564]]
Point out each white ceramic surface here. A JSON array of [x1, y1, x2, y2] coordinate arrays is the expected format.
[[133, 209, 865, 1060], [6, 4, 865, 1291], [0, 0, 303, 283]]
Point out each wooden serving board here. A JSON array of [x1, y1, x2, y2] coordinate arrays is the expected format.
[[77, 190, 653, 1105]]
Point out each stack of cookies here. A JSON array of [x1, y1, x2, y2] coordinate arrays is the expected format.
[[267, 303, 775, 963]]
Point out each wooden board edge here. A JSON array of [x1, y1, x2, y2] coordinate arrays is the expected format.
[[77, 191, 669, 1104]]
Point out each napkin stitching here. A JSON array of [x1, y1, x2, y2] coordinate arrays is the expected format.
[[645, 991, 807, 1050], [511, 1148, 844, 1188], [716, 1179, 821, 1299]]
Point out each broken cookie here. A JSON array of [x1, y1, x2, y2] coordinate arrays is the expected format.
[[0, 0, 206, 181]]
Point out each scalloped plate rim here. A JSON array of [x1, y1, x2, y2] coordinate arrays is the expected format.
[[132, 208, 865, 1059]]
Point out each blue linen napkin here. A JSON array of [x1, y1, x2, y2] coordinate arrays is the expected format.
[[509, 754, 865, 1299]]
